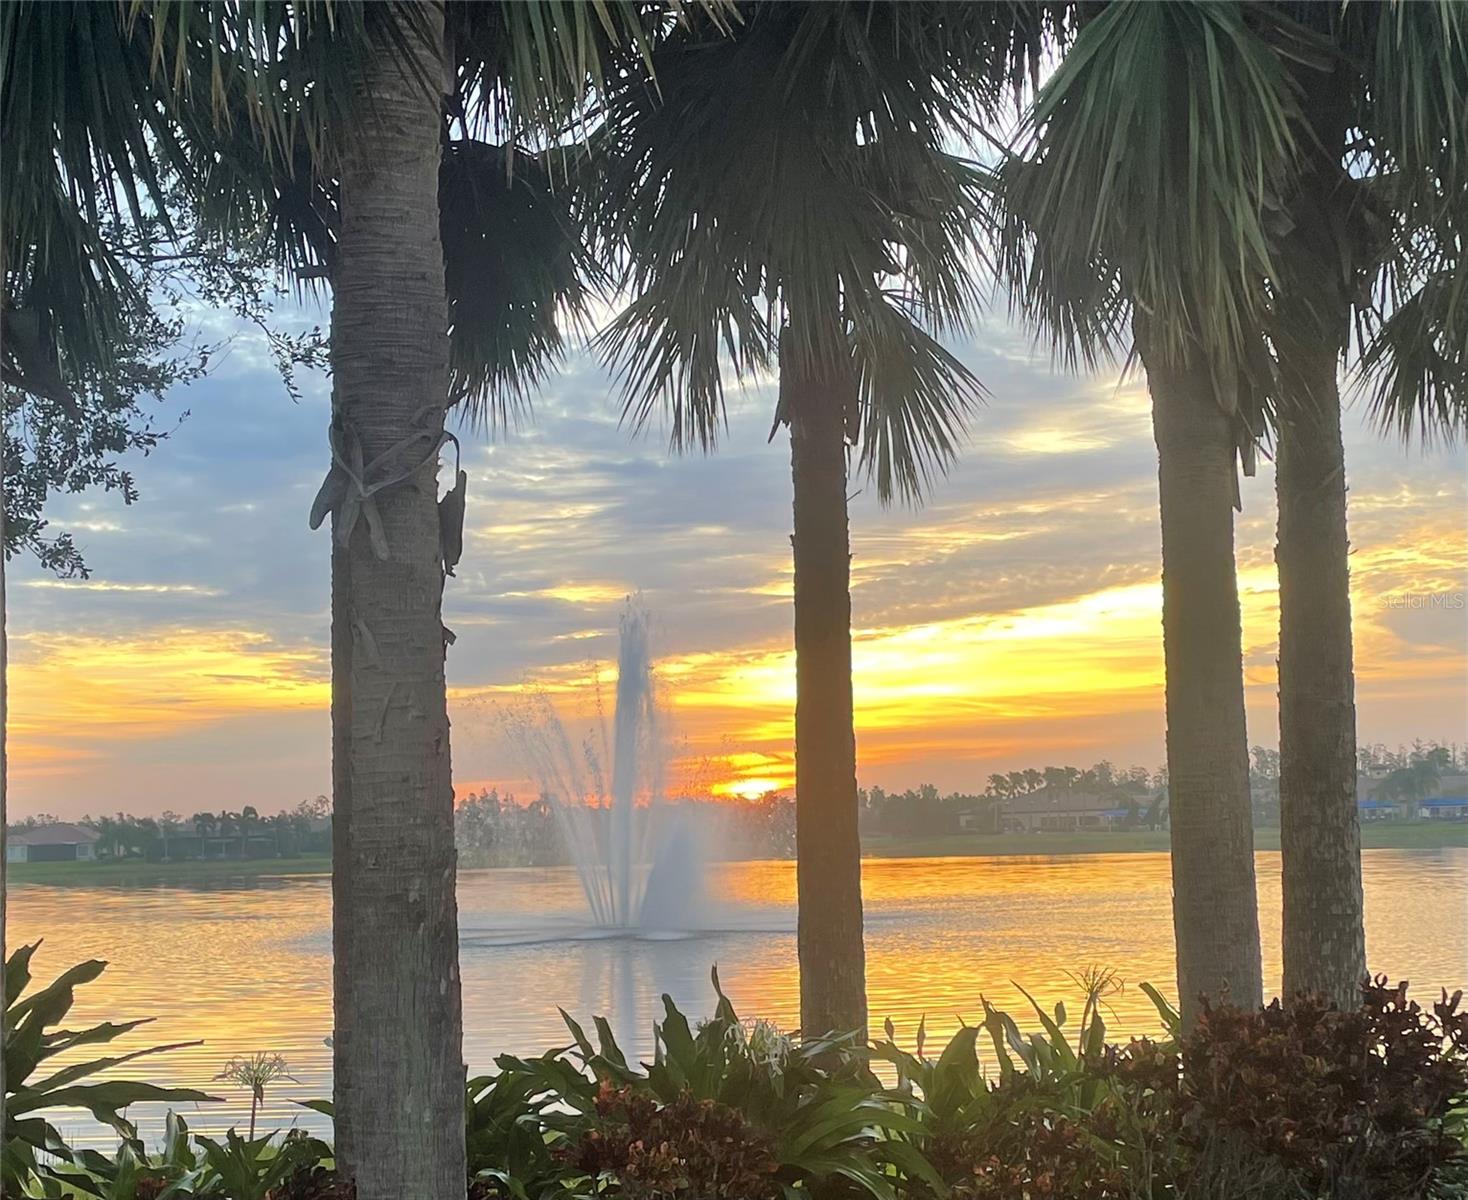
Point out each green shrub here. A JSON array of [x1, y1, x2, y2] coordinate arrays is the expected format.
[[884, 973, 1468, 1200], [562, 1083, 782, 1200], [2, 942, 219, 1196], [12, 946, 1466, 1200], [1179, 978, 1468, 1198], [553, 971, 938, 1200]]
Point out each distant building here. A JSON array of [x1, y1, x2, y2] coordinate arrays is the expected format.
[[999, 788, 1134, 833], [1357, 799, 1409, 821], [7, 822, 101, 864], [1358, 772, 1468, 820], [956, 806, 997, 833]]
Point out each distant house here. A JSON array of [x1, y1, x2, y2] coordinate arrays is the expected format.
[[1358, 772, 1468, 819], [999, 788, 1134, 833], [1425, 775, 1468, 819], [956, 807, 996, 833], [7, 822, 101, 864], [1357, 775, 1409, 820], [1357, 799, 1409, 821]]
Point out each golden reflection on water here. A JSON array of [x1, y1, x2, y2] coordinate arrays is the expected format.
[[11, 849, 1466, 1146]]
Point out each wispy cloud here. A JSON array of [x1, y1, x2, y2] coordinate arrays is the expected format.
[[22, 580, 224, 596]]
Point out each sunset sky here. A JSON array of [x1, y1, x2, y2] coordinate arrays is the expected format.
[[10, 304, 1467, 819]]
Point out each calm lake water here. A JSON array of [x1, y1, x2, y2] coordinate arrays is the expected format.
[[12, 848, 1467, 1145]]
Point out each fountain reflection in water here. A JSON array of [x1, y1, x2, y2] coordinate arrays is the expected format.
[[498, 603, 711, 934]]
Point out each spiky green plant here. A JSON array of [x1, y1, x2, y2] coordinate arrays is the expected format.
[[2, 942, 219, 1195]]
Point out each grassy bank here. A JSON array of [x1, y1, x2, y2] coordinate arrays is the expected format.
[[8, 853, 332, 886], [862, 819, 1467, 859]]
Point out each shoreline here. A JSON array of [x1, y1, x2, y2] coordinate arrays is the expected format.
[[8, 820, 1463, 886], [860, 819, 1467, 859]]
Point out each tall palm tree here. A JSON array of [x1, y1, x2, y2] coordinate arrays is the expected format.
[[4, 4, 639, 1191], [0, 5, 461, 1186], [997, 1, 1305, 1020], [1269, 1, 1465, 1007], [264, 8, 671, 1192], [591, 0, 1054, 1038], [314, 11, 467, 1192]]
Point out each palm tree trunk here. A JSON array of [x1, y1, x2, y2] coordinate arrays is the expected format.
[[329, 8, 466, 1198], [1275, 341, 1363, 1006], [2, 448, 8, 1135], [1142, 335, 1263, 1024], [1274, 67, 1364, 1008], [785, 324, 867, 1041]]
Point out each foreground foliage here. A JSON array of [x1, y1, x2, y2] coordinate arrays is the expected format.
[[6, 947, 1466, 1199], [2, 943, 219, 1195]]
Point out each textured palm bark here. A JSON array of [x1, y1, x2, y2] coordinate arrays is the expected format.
[[2, 240, 8, 1125], [1275, 64, 1365, 1008], [1275, 345, 1364, 1007], [1143, 340, 1263, 1024], [328, 8, 467, 1197], [786, 331, 868, 1042], [2, 483, 7, 1127]]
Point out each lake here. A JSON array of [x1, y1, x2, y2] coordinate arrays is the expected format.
[[11, 848, 1467, 1145]]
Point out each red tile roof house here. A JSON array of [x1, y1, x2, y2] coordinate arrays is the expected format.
[[6, 822, 102, 864]]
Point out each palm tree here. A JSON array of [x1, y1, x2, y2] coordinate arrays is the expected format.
[[3, 5, 625, 1192], [215, 811, 240, 858], [307, 10, 469, 1193], [292, 9, 660, 1193], [997, 2, 1298, 1019], [158, 811, 181, 860], [238, 804, 259, 858], [1269, 1, 1465, 1007], [591, 1, 1049, 1038]]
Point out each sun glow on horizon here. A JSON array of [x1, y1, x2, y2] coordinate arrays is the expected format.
[[9, 478, 1464, 815]]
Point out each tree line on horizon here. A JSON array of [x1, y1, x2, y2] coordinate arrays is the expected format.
[[9, 738, 1461, 845], [6, 796, 333, 862], [3, 3, 1464, 1197], [13, 734, 1461, 871]]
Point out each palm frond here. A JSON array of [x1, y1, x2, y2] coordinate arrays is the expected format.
[[590, 0, 1012, 500], [1, 0, 375, 392], [1358, 268, 1467, 444], [450, 1, 655, 143], [1355, 0, 1468, 229], [1339, 0, 1468, 445], [441, 141, 595, 428], [3, 1, 189, 382], [849, 289, 986, 505], [995, 0, 1302, 404]]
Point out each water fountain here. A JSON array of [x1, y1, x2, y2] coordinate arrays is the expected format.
[[497, 603, 711, 934]]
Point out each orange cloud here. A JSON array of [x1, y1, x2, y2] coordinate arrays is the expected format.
[[12, 496, 1464, 809], [8, 630, 329, 780]]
